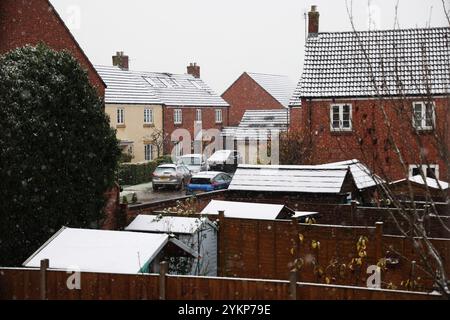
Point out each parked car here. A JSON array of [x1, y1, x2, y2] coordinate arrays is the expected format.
[[186, 171, 232, 195], [152, 164, 192, 191], [207, 150, 242, 173], [178, 154, 208, 173]]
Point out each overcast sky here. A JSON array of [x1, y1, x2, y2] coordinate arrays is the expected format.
[[50, 0, 449, 94]]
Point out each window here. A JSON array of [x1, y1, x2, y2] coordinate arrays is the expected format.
[[174, 109, 182, 124], [409, 164, 439, 179], [117, 108, 124, 125], [144, 108, 153, 124], [330, 104, 352, 131], [189, 80, 203, 90], [159, 78, 172, 88], [196, 109, 202, 122], [143, 77, 156, 87], [174, 142, 183, 157], [144, 144, 153, 161], [413, 102, 435, 131], [215, 109, 223, 124]]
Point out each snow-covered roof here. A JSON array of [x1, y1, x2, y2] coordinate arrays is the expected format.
[[201, 200, 287, 220], [246, 73, 296, 107], [96, 65, 229, 107], [392, 175, 449, 190], [125, 215, 212, 234], [221, 109, 289, 141], [228, 164, 350, 194], [290, 27, 450, 104], [316, 159, 384, 190], [207, 150, 233, 163], [23, 228, 192, 274]]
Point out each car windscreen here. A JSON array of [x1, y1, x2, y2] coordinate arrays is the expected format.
[[154, 167, 176, 175], [189, 177, 211, 184], [181, 157, 202, 165]]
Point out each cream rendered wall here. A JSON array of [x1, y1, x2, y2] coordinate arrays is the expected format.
[[105, 104, 163, 163]]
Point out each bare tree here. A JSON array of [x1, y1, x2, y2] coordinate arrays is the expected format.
[[338, 0, 450, 297]]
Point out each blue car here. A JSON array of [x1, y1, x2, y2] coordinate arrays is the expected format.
[[186, 171, 232, 194]]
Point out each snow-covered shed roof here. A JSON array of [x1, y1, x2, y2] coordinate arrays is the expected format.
[[221, 109, 289, 141], [290, 27, 450, 105], [23, 227, 194, 274], [316, 159, 384, 190], [96, 65, 229, 107], [246, 73, 296, 107], [228, 164, 351, 194], [125, 215, 215, 234], [392, 175, 449, 190], [201, 200, 286, 220]]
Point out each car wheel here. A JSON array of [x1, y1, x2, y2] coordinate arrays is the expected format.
[[179, 180, 185, 191], [152, 184, 159, 192]]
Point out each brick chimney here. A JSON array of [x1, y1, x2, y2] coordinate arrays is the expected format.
[[112, 51, 129, 70], [308, 5, 320, 35], [187, 62, 200, 78]]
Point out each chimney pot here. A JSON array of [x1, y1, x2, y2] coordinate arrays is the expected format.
[[113, 51, 129, 71], [308, 5, 320, 35], [187, 62, 200, 78]]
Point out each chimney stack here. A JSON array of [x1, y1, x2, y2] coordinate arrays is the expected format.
[[187, 62, 200, 78], [308, 5, 320, 35], [112, 51, 129, 70]]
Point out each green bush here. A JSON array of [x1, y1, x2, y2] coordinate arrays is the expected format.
[[155, 154, 173, 166], [118, 161, 158, 186]]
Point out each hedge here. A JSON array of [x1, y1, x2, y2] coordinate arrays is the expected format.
[[117, 155, 173, 186], [117, 161, 157, 186]]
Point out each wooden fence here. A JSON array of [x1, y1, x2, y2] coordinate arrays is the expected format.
[[0, 267, 441, 300], [218, 215, 450, 290]]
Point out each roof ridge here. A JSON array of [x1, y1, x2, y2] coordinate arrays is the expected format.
[[312, 26, 450, 36]]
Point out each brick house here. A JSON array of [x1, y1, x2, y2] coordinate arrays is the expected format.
[[0, 0, 106, 96], [289, 6, 450, 181], [97, 57, 229, 161], [222, 72, 295, 126]]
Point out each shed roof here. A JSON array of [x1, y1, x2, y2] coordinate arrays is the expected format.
[[246, 72, 295, 107], [201, 200, 287, 220], [391, 175, 449, 190], [316, 159, 384, 190], [23, 227, 192, 274], [228, 164, 350, 194], [96, 65, 229, 107], [125, 215, 213, 234], [290, 27, 450, 104]]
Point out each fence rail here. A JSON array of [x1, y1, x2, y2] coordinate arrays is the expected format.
[[0, 267, 441, 300]]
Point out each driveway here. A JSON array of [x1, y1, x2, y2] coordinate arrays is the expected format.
[[121, 182, 186, 204]]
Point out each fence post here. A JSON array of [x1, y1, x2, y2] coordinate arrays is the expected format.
[[218, 210, 225, 277], [375, 222, 384, 260], [350, 200, 357, 225], [40, 259, 49, 300], [289, 270, 297, 300], [159, 261, 168, 300]]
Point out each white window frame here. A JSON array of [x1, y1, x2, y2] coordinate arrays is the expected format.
[[117, 108, 124, 125], [215, 109, 223, 124], [330, 104, 352, 132], [174, 109, 182, 125], [409, 164, 439, 179], [412, 102, 435, 131], [196, 109, 202, 123], [144, 144, 153, 161], [174, 142, 183, 157], [144, 108, 153, 124]]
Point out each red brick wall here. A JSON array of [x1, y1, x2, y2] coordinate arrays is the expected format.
[[222, 72, 285, 126], [291, 97, 449, 181], [163, 106, 229, 154], [0, 0, 105, 97]]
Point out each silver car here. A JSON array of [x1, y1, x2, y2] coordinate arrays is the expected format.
[[152, 164, 192, 191], [178, 154, 208, 173]]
